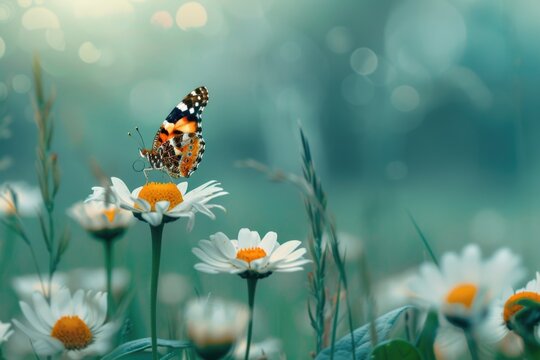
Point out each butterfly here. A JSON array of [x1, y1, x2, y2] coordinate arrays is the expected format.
[[139, 86, 208, 179]]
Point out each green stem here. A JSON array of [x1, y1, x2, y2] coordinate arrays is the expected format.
[[464, 329, 479, 360], [104, 240, 114, 317], [46, 207, 55, 304], [150, 224, 164, 360], [0, 220, 15, 279], [329, 280, 341, 360], [28, 244, 46, 296], [244, 277, 258, 360]]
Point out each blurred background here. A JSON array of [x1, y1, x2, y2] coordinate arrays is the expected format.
[[1, 0, 540, 357]]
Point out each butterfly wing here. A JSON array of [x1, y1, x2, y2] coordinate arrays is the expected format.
[[152, 86, 208, 149], [153, 86, 208, 178]]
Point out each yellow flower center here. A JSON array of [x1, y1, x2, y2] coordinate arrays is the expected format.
[[236, 247, 267, 263], [445, 283, 478, 309], [137, 182, 183, 211], [102, 208, 117, 223], [50, 316, 93, 350], [503, 291, 540, 324]]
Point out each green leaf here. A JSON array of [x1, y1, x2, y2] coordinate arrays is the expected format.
[[515, 298, 540, 309], [415, 311, 438, 360], [102, 338, 191, 360], [369, 339, 421, 360], [315, 306, 414, 360], [160, 350, 180, 360]]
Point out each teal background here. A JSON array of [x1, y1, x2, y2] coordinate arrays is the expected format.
[[1, 0, 540, 358]]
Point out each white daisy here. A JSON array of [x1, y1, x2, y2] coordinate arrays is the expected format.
[[408, 244, 525, 359], [12, 273, 67, 301], [373, 268, 417, 314], [13, 288, 117, 359], [193, 228, 311, 277], [158, 272, 191, 306], [68, 200, 133, 241], [0, 181, 41, 217], [88, 177, 227, 229], [0, 321, 13, 345], [185, 297, 249, 360], [234, 338, 282, 360], [489, 272, 540, 357], [68, 268, 131, 299]]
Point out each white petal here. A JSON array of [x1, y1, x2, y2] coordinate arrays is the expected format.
[[192, 248, 230, 267], [177, 182, 188, 195], [155, 200, 170, 215], [141, 212, 163, 227], [260, 232, 278, 254], [194, 263, 221, 274], [211, 232, 236, 259], [238, 228, 252, 249], [110, 178, 133, 208], [269, 240, 301, 262], [19, 302, 49, 334]]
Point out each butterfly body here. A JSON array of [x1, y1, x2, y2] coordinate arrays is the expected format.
[[140, 86, 208, 178]]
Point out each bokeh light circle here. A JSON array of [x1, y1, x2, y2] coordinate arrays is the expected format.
[[17, 0, 32, 7], [350, 47, 378, 75], [22, 7, 60, 30], [12, 74, 31, 94], [45, 29, 65, 51], [151, 11, 173, 29], [391, 85, 420, 112], [385, 0, 466, 77], [176, 2, 207, 30], [79, 42, 101, 64], [326, 26, 353, 54]]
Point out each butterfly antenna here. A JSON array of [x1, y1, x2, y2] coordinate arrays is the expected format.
[[135, 127, 147, 149]]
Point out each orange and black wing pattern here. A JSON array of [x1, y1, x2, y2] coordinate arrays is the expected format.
[[153, 86, 208, 178]]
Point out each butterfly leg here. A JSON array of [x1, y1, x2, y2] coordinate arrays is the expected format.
[[143, 168, 151, 183]]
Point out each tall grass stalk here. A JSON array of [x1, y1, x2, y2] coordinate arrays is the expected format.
[[32, 55, 69, 301], [237, 126, 358, 359], [0, 186, 46, 295], [407, 212, 439, 267], [299, 128, 356, 360]]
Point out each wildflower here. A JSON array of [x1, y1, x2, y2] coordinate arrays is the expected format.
[[0, 181, 41, 217], [68, 268, 131, 299], [489, 272, 540, 356], [194, 228, 309, 360], [89, 177, 227, 229], [159, 273, 191, 306], [373, 268, 416, 314], [70, 192, 134, 317], [193, 228, 311, 277], [408, 244, 524, 359], [12, 273, 67, 301], [68, 200, 133, 241], [234, 338, 282, 360], [92, 177, 227, 359], [0, 321, 13, 345], [13, 288, 117, 359], [185, 297, 249, 360]]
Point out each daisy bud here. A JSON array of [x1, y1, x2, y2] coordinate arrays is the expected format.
[[185, 298, 249, 360]]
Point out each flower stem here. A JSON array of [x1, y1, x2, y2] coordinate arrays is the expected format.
[[464, 329, 479, 360], [244, 277, 258, 360], [104, 240, 114, 317], [150, 224, 164, 360]]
